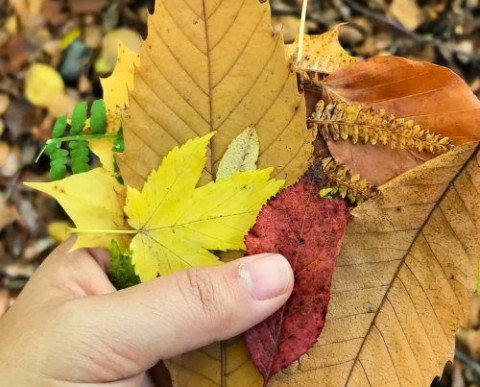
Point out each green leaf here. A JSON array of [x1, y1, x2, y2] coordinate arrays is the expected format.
[[45, 140, 61, 155], [90, 99, 107, 135], [319, 188, 334, 198], [52, 115, 68, 138], [108, 240, 140, 290], [70, 102, 88, 135], [49, 164, 67, 181]]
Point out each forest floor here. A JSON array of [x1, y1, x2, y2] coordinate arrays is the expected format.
[[0, 0, 479, 385]]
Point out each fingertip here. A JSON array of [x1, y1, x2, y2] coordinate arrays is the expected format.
[[238, 253, 293, 302]]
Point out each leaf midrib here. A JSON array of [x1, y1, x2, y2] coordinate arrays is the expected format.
[[202, 0, 215, 177]]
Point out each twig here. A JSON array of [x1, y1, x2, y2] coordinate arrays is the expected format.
[[297, 0, 309, 61]]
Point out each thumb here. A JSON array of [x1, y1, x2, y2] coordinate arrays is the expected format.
[[87, 253, 293, 366]]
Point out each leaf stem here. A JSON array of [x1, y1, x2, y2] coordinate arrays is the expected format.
[[35, 134, 119, 163], [297, 0, 309, 62], [47, 134, 118, 144], [69, 228, 137, 235]]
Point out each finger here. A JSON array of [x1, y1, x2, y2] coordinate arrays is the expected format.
[[26, 238, 115, 298], [85, 253, 293, 368]]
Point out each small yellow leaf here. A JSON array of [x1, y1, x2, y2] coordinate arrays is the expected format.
[[61, 28, 81, 50], [217, 126, 259, 181], [47, 221, 71, 243], [25, 168, 127, 250], [25, 64, 65, 109], [100, 42, 140, 133], [124, 134, 284, 282], [287, 24, 357, 75], [95, 28, 141, 75]]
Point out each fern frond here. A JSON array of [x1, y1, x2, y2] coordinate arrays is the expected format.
[[44, 100, 112, 181], [321, 157, 375, 204], [309, 101, 453, 154]]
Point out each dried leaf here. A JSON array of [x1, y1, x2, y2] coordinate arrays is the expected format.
[[217, 126, 259, 181], [25, 168, 127, 250], [24, 63, 65, 109], [310, 101, 453, 154], [389, 0, 424, 31], [265, 143, 480, 386], [322, 56, 480, 185], [286, 24, 357, 76], [95, 28, 141, 74], [320, 157, 375, 203], [245, 178, 349, 384], [124, 134, 284, 282], [118, 0, 313, 190]]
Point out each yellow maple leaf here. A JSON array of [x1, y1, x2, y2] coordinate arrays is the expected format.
[[25, 168, 127, 250], [124, 133, 284, 282]]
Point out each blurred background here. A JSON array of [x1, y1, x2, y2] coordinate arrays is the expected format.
[[0, 0, 479, 385]]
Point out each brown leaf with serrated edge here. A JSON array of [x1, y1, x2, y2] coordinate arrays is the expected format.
[[245, 178, 349, 385], [286, 24, 357, 76], [321, 56, 480, 185], [118, 0, 313, 190], [263, 143, 479, 386]]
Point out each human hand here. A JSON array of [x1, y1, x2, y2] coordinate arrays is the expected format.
[[0, 238, 293, 386]]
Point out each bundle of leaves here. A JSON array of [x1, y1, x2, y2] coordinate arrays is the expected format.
[[26, 0, 480, 386]]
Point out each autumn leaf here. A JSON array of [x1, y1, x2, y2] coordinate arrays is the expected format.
[[100, 42, 140, 132], [124, 133, 284, 282], [24, 63, 76, 117], [286, 24, 357, 76], [217, 126, 259, 181], [263, 143, 479, 386], [89, 43, 140, 172], [321, 56, 480, 185], [25, 168, 127, 250], [245, 177, 349, 384], [117, 0, 313, 190]]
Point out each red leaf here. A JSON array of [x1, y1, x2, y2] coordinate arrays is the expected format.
[[245, 178, 349, 385]]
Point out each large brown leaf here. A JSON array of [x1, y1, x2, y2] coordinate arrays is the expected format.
[[321, 56, 480, 185], [118, 0, 313, 190], [266, 143, 480, 386]]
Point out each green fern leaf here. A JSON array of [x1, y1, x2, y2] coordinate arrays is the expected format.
[[90, 99, 107, 135], [52, 115, 68, 138], [70, 102, 88, 135]]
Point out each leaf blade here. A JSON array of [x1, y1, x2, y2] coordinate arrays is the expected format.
[[25, 168, 127, 250], [125, 134, 284, 282], [119, 0, 313, 190], [265, 143, 480, 386]]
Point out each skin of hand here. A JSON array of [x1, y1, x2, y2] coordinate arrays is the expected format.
[[0, 238, 294, 387]]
